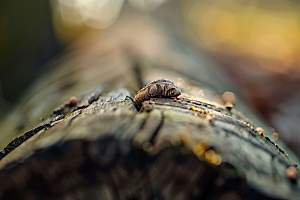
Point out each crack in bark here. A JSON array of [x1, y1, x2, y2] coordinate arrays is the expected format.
[[68, 110, 82, 126], [146, 98, 293, 166], [149, 112, 164, 145], [0, 123, 52, 160]]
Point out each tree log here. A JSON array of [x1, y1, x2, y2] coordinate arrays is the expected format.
[[0, 4, 299, 200]]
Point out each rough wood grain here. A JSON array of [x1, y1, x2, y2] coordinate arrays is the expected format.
[[1, 87, 299, 199], [0, 4, 300, 200]]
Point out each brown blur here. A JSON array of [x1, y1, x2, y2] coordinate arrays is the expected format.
[[182, 0, 300, 155]]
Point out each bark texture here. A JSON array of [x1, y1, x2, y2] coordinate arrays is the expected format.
[[0, 4, 300, 200]]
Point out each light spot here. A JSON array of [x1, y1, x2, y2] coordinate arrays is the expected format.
[[205, 149, 215, 161], [189, 106, 197, 111], [272, 132, 280, 141], [193, 142, 205, 157], [211, 154, 222, 165], [206, 114, 214, 122], [256, 127, 266, 136], [222, 92, 236, 103], [286, 166, 299, 184]]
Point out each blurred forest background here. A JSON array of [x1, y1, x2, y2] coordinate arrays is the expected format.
[[1, 0, 300, 157]]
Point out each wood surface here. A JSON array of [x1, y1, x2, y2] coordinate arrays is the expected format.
[[0, 4, 299, 200]]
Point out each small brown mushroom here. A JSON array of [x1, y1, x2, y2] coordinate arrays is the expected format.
[[285, 166, 299, 184], [256, 127, 266, 136], [68, 96, 78, 106], [224, 102, 233, 111]]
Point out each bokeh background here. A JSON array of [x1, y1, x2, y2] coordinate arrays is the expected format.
[[1, 0, 300, 157]]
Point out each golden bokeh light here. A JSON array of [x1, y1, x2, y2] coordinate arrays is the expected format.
[[193, 142, 205, 157], [183, 0, 300, 73]]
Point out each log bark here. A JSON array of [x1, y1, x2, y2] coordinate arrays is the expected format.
[[0, 4, 300, 200]]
